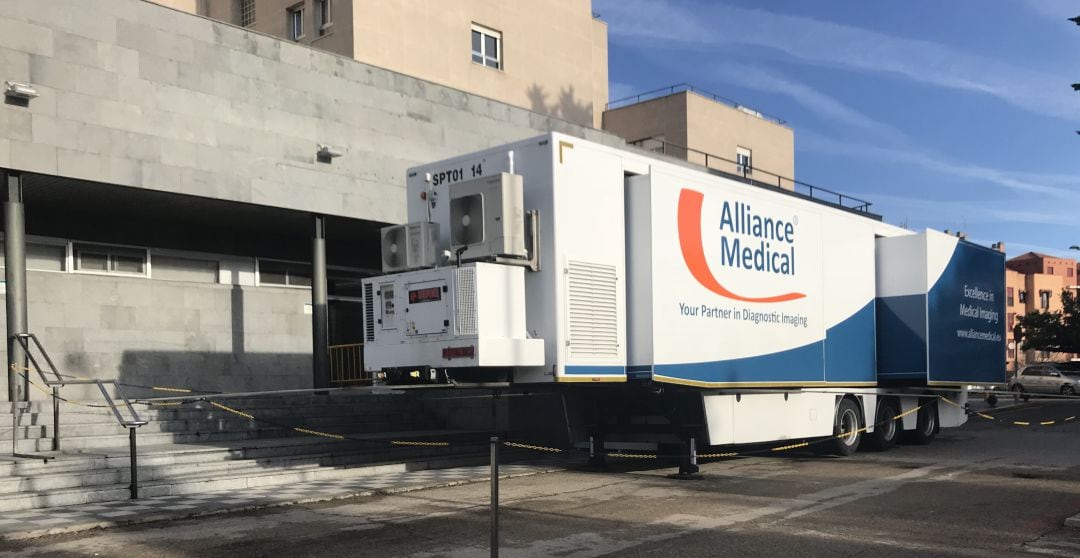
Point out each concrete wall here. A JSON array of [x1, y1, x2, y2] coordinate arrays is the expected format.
[[0, 0, 619, 226], [13, 270, 312, 400]]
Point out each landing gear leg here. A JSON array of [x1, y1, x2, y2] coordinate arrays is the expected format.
[[678, 436, 700, 476]]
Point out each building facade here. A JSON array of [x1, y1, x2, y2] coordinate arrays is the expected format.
[[0, 0, 619, 401], [159, 0, 608, 129], [602, 85, 796, 191], [1004, 251, 1079, 372]]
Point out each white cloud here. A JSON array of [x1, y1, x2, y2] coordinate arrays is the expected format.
[[596, 0, 1079, 120], [711, 63, 907, 144], [798, 132, 1080, 200]]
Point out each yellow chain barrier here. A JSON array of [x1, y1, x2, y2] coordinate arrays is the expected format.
[[391, 440, 451, 447], [503, 441, 563, 453]]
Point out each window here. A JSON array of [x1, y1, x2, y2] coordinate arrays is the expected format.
[[258, 259, 311, 287], [73, 243, 147, 276], [1040, 290, 1051, 310], [288, 5, 304, 41], [1006, 287, 1014, 307], [736, 147, 753, 175], [315, 0, 332, 36], [1069, 268, 1075, 278], [1007, 347, 1015, 359], [152, 255, 219, 284], [0, 241, 67, 272], [1019, 290, 1028, 303], [1048, 266, 1055, 274], [1007, 313, 1015, 331], [240, 0, 256, 27], [471, 25, 501, 69]]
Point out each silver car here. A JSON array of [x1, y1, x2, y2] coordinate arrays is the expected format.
[[1008, 363, 1080, 397]]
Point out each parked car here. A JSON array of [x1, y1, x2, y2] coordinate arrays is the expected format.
[[1008, 363, 1080, 398]]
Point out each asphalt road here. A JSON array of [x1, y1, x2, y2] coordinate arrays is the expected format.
[[5, 400, 1080, 557]]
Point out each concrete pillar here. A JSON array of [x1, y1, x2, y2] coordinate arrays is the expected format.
[[4, 172, 28, 403], [311, 214, 329, 389]]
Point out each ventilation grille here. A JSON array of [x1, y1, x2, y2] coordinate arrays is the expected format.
[[363, 283, 375, 342], [567, 261, 619, 358], [455, 267, 477, 335]]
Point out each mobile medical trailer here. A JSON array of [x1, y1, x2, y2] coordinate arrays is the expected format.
[[362, 132, 1006, 461]]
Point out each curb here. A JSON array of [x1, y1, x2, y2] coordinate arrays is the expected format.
[[0, 466, 563, 541], [1065, 512, 1080, 529]]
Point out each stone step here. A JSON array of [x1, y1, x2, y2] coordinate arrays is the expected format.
[[0, 429, 485, 477], [0, 451, 490, 512], [0, 439, 490, 496], [2, 412, 443, 442]]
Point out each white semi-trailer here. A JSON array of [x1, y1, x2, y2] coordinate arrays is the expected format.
[[362, 132, 1006, 464]]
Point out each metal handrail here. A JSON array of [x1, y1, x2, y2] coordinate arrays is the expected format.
[[606, 83, 788, 125], [626, 136, 877, 217]]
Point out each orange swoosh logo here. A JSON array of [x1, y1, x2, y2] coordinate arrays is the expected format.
[[677, 188, 805, 303]]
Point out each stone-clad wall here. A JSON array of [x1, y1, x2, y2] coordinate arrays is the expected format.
[[19, 270, 312, 399], [0, 0, 620, 225]]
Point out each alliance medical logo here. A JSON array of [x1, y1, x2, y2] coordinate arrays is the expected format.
[[677, 188, 806, 303]]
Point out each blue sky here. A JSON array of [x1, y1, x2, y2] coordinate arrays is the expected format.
[[595, 0, 1080, 258]]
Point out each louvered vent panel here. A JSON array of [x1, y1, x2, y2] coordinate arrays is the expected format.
[[567, 261, 618, 358], [455, 267, 477, 335], [363, 283, 375, 342]]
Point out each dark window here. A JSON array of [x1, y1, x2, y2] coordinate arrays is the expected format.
[[315, 0, 331, 36], [471, 25, 501, 69], [1048, 266, 1055, 274], [1007, 313, 1015, 330], [1019, 290, 1028, 303], [240, 0, 256, 27], [288, 5, 304, 40], [1006, 287, 1014, 307], [259, 259, 311, 287], [1040, 290, 1051, 310], [73, 243, 147, 275]]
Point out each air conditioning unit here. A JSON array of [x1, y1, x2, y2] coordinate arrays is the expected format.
[[380, 222, 439, 273], [449, 173, 526, 262]]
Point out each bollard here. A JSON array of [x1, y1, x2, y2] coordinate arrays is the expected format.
[[129, 427, 138, 499], [490, 435, 499, 558]]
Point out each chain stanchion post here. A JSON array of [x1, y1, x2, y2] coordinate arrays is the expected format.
[[490, 435, 499, 558], [52, 386, 59, 451], [129, 427, 138, 499]]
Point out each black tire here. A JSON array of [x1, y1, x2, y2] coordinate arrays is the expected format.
[[866, 398, 900, 451], [1011, 384, 1030, 402], [1062, 385, 1076, 397], [828, 398, 862, 456], [903, 400, 938, 445], [985, 394, 998, 408]]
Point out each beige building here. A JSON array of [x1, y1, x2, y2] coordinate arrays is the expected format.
[[156, 0, 608, 128], [602, 86, 796, 191], [1004, 251, 1079, 371]]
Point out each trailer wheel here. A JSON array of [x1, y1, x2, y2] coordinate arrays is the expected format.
[[903, 400, 938, 445], [866, 398, 899, 451], [828, 398, 862, 456]]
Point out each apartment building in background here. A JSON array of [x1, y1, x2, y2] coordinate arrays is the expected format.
[[602, 85, 796, 191], [1004, 251, 1079, 371], [157, 0, 608, 128]]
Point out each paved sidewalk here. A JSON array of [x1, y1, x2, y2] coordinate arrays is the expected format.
[[0, 462, 560, 541]]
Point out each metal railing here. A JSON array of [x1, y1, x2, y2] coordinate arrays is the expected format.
[[627, 137, 877, 217], [10, 333, 146, 496], [329, 343, 369, 385], [606, 83, 788, 125]]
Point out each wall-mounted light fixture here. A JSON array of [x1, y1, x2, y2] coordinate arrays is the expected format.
[[317, 144, 346, 160], [4, 81, 38, 100]]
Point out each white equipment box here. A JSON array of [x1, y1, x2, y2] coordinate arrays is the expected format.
[[362, 262, 544, 371]]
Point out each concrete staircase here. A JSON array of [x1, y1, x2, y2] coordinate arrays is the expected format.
[[0, 392, 491, 512]]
